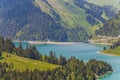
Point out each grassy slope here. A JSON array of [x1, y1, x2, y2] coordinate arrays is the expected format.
[[35, 0, 96, 35], [0, 52, 60, 71], [87, 0, 120, 10], [102, 46, 120, 56], [36, 0, 120, 35]]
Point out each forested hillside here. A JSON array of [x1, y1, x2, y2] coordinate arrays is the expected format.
[[95, 13, 120, 36], [0, 0, 119, 41], [87, 0, 120, 10], [0, 0, 68, 41]]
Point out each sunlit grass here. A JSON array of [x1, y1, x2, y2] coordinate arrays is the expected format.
[[102, 46, 120, 56], [0, 52, 60, 72]]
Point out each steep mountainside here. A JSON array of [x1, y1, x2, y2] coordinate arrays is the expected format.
[[35, 0, 117, 33], [87, 0, 120, 10], [0, 0, 67, 41], [95, 13, 120, 37], [0, 0, 119, 41]]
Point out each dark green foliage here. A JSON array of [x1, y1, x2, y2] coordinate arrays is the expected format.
[[64, 57, 96, 80], [87, 15, 99, 26], [103, 47, 106, 50], [0, 36, 4, 52], [0, 58, 112, 80], [0, 36, 40, 60], [87, 59, 113, 76], [110, 41, 120, 49], [0, 52, 1, 57], [16, 44, 40, 60], [59, 54, 67, 66], [4, 39, 14, 53], [67, 27, 89, 42], [95, 13, 120, 36], [0, 36, 14, 53]]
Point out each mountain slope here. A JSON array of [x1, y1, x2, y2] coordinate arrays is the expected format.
[[95, 13, 120, 36], [87, 0, 120, 10], [0, 0, 119, 41], [0, 0, 67, 41], [35, 0, 90, 29]]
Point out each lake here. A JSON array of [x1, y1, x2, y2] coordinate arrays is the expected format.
[[14, 42, 120, 80]]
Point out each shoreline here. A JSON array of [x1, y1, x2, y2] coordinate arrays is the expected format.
[[13, 41, 28, 42], [89, 42, 113, 45], [13, 40, 113, 45], [28, 41, 82, 45], [99, 51, 120, 56], [13, 41, 83, 45], [88, 39, 113, 45], [97, 71, 113, 79]]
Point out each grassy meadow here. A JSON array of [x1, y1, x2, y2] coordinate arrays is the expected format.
[[0, 52, 60, 72], [102, 46, 120, 56]]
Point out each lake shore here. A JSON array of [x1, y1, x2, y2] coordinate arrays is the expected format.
[[28, 41, 82, 45], [90, 42, 112, 45], [13, 41, 83, 45], [100, 51, 120, 56], [97, 71, 113, 79], [89, 40, 113, 45]]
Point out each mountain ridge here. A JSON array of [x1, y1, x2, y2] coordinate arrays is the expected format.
[[0, 0, 119, 41]]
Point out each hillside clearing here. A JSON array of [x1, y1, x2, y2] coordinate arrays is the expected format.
[[0, 52, 60, 72]]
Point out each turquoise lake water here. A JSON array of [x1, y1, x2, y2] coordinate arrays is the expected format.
[[14, 42, 120, 80]]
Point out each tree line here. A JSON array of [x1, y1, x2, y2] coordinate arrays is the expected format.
[[110, 40, 120, 49], [0, 36, 67, 66], [0, 58, 113, 80], [0, 36, 113, 80]]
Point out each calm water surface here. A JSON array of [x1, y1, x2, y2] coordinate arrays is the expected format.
[[14, 42, 120, 80]]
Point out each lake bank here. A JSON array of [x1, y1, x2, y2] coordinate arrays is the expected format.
[[89, 40, 113, 45], [90, 42, 112, 45], [89, 35, 119, 46], [100, 46, 120, 56], [97, 71, 113, 80], [29, 41, 82, 45], [100, 51, 118, 56], [13, 40, 112, 45], [100, 51, 120, 56], [13, 41, 83, 45], [13, 42, 120, 80]]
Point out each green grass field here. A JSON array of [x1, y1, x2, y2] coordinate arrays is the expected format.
[[0, 52, 60, 72], [102, 46, 120, 56]]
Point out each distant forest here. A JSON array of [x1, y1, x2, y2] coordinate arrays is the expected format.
[[95, 13, 120, 37]]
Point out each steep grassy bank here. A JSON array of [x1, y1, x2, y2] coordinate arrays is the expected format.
[[102, 46, 120, 56], [0, 52, 60, 71]]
